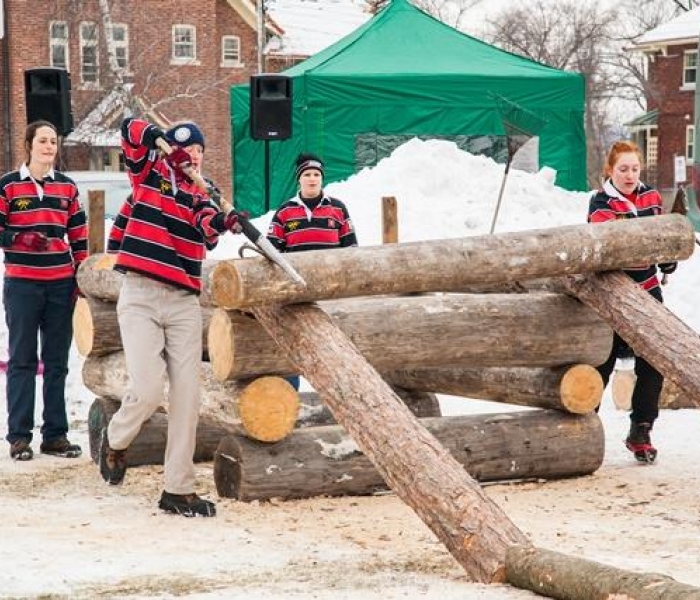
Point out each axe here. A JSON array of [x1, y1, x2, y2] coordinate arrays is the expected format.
[[155, 138, 306, 287]]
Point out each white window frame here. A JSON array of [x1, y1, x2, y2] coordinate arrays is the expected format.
[[110, 23, 130, 72], [221, 35, 243, 67], [682, 50, 697, 88], [171, 24, 198, 65], [49, 21, 69, 69], [80, 21, 99, 87], [688, 125, 695, 163]]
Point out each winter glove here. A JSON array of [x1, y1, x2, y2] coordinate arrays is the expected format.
[[142, 124, 166, 150], [658, 262, 677, 275], [211, 210, 249, 234], [10, 231, 49, 251], [164, 146, 193, 181]]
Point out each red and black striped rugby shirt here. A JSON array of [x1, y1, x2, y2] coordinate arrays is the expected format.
[[588, 180, 664, 292], [0, 164, 87, 281], [107, 118, 223, 294], [267, 194, 357, 253]]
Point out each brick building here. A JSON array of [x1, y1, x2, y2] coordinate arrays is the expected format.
[[0, 0, 266, 193], [628, 8, 698, 197]]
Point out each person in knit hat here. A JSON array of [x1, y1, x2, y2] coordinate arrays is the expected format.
[[98, 117, 244, 518], [267, 153, 357, 390]]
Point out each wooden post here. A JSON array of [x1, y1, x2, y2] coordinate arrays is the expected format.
[[251, 301, 529, 583], [87, 190, 105, 255], [382, 196, 398, 244]]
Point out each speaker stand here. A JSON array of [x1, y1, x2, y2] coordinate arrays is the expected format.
[[264, 139, 270, 213]]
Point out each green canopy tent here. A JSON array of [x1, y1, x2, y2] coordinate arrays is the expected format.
[[231, 0, 586, 217]]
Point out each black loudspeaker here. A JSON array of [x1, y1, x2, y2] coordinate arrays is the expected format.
[[250, 74, 292, 140], [24, 67, 74, 136]]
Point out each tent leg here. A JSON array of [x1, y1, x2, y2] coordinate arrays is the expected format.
[[264, 140, 271, 213]]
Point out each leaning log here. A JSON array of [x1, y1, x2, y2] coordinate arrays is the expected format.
[[385, 364, 603, 414], [77, 253, 219, 306], [87, 397, 233, 466], [82, 353, 299, 441], [214, 410, 604, 501], [209, 294, 612, 381], [660, 379, 699, 409], [211, 215, 694, 308], [251, 301, 530, 583], [563, 271, 700, 407], [505, 545, 700, 599], [74, 298, 213, 358]]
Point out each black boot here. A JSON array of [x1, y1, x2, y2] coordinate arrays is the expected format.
[[625, 421, 657, 464]]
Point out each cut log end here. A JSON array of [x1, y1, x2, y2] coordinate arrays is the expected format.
[[209, 308, 235, 381], [211, 261, 243, 310], [238, 376, 300, 442], [73, 297, 94, 357], [559, 364, 604, 414]]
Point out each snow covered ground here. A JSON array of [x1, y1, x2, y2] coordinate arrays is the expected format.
[[1, 138, 699, 598]]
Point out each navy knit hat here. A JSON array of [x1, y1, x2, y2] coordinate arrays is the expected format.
[[165, 122, 205, 150], [295, 153, 324, 180]]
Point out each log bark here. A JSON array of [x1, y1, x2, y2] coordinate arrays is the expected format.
[[73, 297, 122, 357], [81, 352, 299, 440], [76, 253, 219, 306], [296, 388, 442, 427], [211, 215, 694, 309], [209, 294, 612, 381], [385, 364, 603, 414], [562, 271, 700, 408], [214, 410, 604, 502], [74, 298, 213, 358], [250, 301, 530, 583], [505, 545, 700, 599], [87, 397, 234, 466]]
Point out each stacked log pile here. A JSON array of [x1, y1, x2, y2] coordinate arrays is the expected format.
[[78, 214, 700, 593]]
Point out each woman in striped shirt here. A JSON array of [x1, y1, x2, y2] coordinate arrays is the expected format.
[[588, 140, 676, 464], [0, 120, 87, 461]]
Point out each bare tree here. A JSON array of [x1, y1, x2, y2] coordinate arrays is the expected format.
[[486, 0, 698, 188], [368, 0, 484, 28]]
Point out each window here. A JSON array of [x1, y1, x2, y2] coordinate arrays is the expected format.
[[49, 21, 69, 69], [683, 50, 697, 87], [110, 23, 129, 71], [221, 35, 242, 67], [80, 21, 99, 86], [172, 25, 196, 63], [688, 126, 695, 163]]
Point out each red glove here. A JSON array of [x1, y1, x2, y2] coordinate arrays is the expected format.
[[12, 231, 49, 251], [164, 146, 193, 180], [223, 210, 250, 234]]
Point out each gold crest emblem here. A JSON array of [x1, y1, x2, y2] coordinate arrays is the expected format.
[[160, 180, 172, 194], [287, 220, 300, 231], [15, 198, 32, 210]]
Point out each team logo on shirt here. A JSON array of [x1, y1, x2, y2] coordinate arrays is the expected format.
[[14, 198, 32, 210], [287, 221, 300, 231], [160, 180, 172, 194]]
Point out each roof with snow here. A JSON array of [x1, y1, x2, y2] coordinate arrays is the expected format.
[[265, 0, 371, 58], [634, 7, 700, 49]]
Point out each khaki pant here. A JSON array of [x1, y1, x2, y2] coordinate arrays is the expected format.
[[108, 272, 202, 494]]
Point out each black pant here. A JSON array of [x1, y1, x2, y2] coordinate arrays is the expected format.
[[4, 277, 75, 444], [596, 288, 663, 425]]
